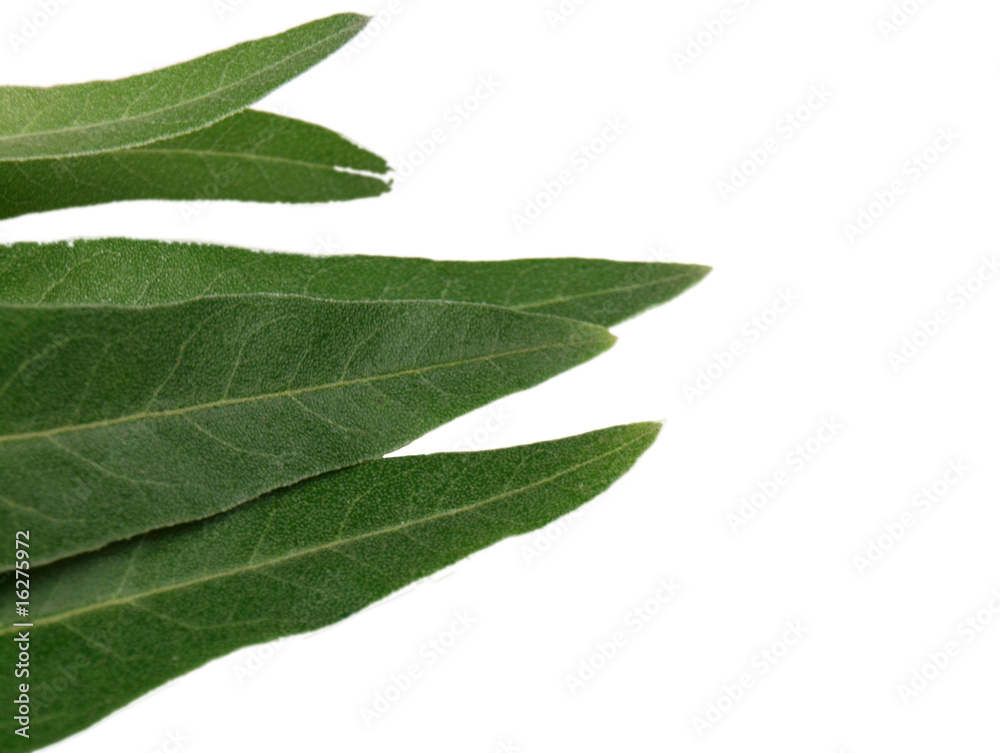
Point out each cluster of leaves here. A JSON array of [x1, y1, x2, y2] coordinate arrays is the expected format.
[[0, 14, 712, 752], [0, 13, 390, 219], [0, 239, 709, 750]]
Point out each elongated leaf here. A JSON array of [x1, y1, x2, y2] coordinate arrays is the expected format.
[[1, 422, 659, 752], [0, 296, 614, 568], [0, 110, 391, 220], [0, 13, 369, 161], [0, 238, 711, 327]]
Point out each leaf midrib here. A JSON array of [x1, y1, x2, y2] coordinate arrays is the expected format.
[[0, 265, 705, 310], [127, 146, 389, 179], [0, 339, 602, 445], [512, 270, 707, 312], [0, 19, 363, 163], [10, 427, 655, 634]]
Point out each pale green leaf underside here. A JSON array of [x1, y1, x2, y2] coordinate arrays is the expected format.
[[0, 422, 660, 752], [0, 110, 391, 220], [0, 296, 613, 567], [0, 13, 369, 161], [0, 238, 711, 328]]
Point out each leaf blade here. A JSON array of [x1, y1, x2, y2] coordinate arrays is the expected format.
[[0, 295, 614, 567], [0, 13, 370, 161], [0, 238, 710, 327], [1, 422, 660, 752], [0, 110, 391, 219]]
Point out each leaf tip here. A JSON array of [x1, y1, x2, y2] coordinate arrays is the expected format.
[[691, 263, 713, 279], [632, 420, 664, 443], [666, 262, 713, 286], [353, 13, 376, 30], [599, 327, 618, 349]]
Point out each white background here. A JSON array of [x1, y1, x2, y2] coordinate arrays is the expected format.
[[4, 0, 1000, 750]]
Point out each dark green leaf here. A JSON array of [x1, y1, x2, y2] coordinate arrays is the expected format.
[[1, 422, 659, 752], [0, 13, 370, 161], [0, 111, 391, 220], [0, 238, 711, 327], [0, 295, 614, 567]]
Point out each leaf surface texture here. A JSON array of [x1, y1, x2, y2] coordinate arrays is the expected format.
[[0, 14, 370, 161], [0, 238, 710, 327], [0, 111, 391, 219], [1, 423, 660, 752], [0, 296, 613, 567]]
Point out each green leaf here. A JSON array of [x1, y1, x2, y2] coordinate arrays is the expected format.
[[0, 13, 370, 161], [0, 110, 391, 220], [1, 422, 659, 752], [0, 295, 614, 568], [0, 238, 711, 328]]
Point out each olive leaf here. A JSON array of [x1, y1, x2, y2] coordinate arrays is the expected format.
[[0, 238, 711, 327], [1, 422, 659, 753], [0, 13, 390, 218], [0, 111, 391, 220], [0, 296, 614, 568], [0, 13, 369, 160]]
